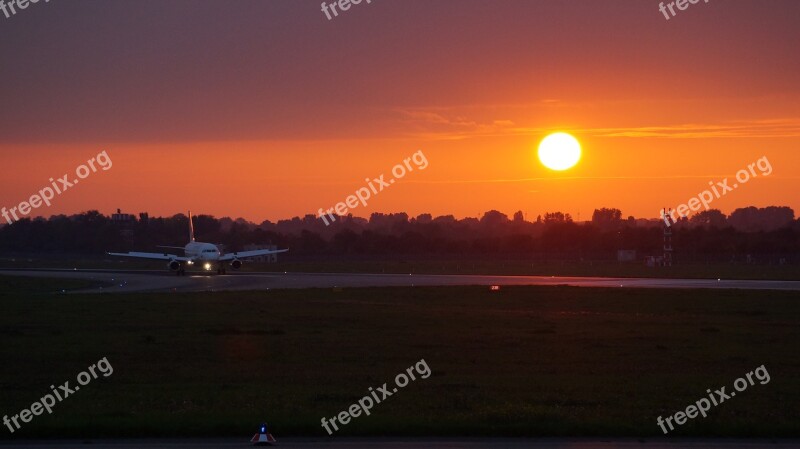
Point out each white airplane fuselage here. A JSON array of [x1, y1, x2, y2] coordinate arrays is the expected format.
[[184, 241, 222, 262]]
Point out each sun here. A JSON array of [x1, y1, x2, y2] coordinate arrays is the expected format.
[[538, 132, 581, 171]]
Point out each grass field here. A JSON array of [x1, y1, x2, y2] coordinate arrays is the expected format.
[[0, 276, 798, 439]]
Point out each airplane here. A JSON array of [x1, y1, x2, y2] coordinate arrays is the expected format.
[[107, 211, 288, 275]]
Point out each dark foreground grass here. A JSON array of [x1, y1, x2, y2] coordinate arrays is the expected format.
[[0, 276, 798, 438]]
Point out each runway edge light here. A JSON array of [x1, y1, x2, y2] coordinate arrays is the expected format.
[[251, 422, 277, 446]]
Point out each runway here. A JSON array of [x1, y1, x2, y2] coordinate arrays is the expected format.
[[2, 269, 800, 293], [0, 439, 797, 448]]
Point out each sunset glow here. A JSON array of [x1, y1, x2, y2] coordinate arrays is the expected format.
[[538, 133, 582, 171], [0, 2, 798, 223]]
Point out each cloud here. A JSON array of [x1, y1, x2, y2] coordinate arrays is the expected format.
[[395, 107, 800, 140], [587, 119, 800, 138]]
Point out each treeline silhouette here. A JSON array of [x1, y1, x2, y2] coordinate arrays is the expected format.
[[0, 207, 797, 262]]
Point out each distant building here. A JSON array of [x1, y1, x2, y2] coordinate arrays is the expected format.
[[645, 255, 671, 268], [112, 209, 137, 241], [111, 209, 136, 224], [617, 250, 637, 262]]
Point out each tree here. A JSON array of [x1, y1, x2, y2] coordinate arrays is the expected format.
[[690, 209, 728, 228], [591, 208, 623, 230], [729, 206, 794, 232], [414, 213, 433, 224], [543, 212, 573, 224], [480, 210, 509, 226]]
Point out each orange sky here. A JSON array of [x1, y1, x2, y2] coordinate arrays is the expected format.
[[1, 1, 798, 223]]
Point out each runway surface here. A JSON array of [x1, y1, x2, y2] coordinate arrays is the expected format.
[[1, 439, 797, 448], [2, 269, 800, 293]]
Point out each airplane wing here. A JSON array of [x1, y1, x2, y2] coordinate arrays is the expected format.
[[218, 249, 289, 261], [107, 251, 191, 261]]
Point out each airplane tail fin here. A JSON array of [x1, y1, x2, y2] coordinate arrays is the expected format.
[[188, 210, 196, 242]]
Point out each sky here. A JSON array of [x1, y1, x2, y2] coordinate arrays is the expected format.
[[1, 0, 799, 223]]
